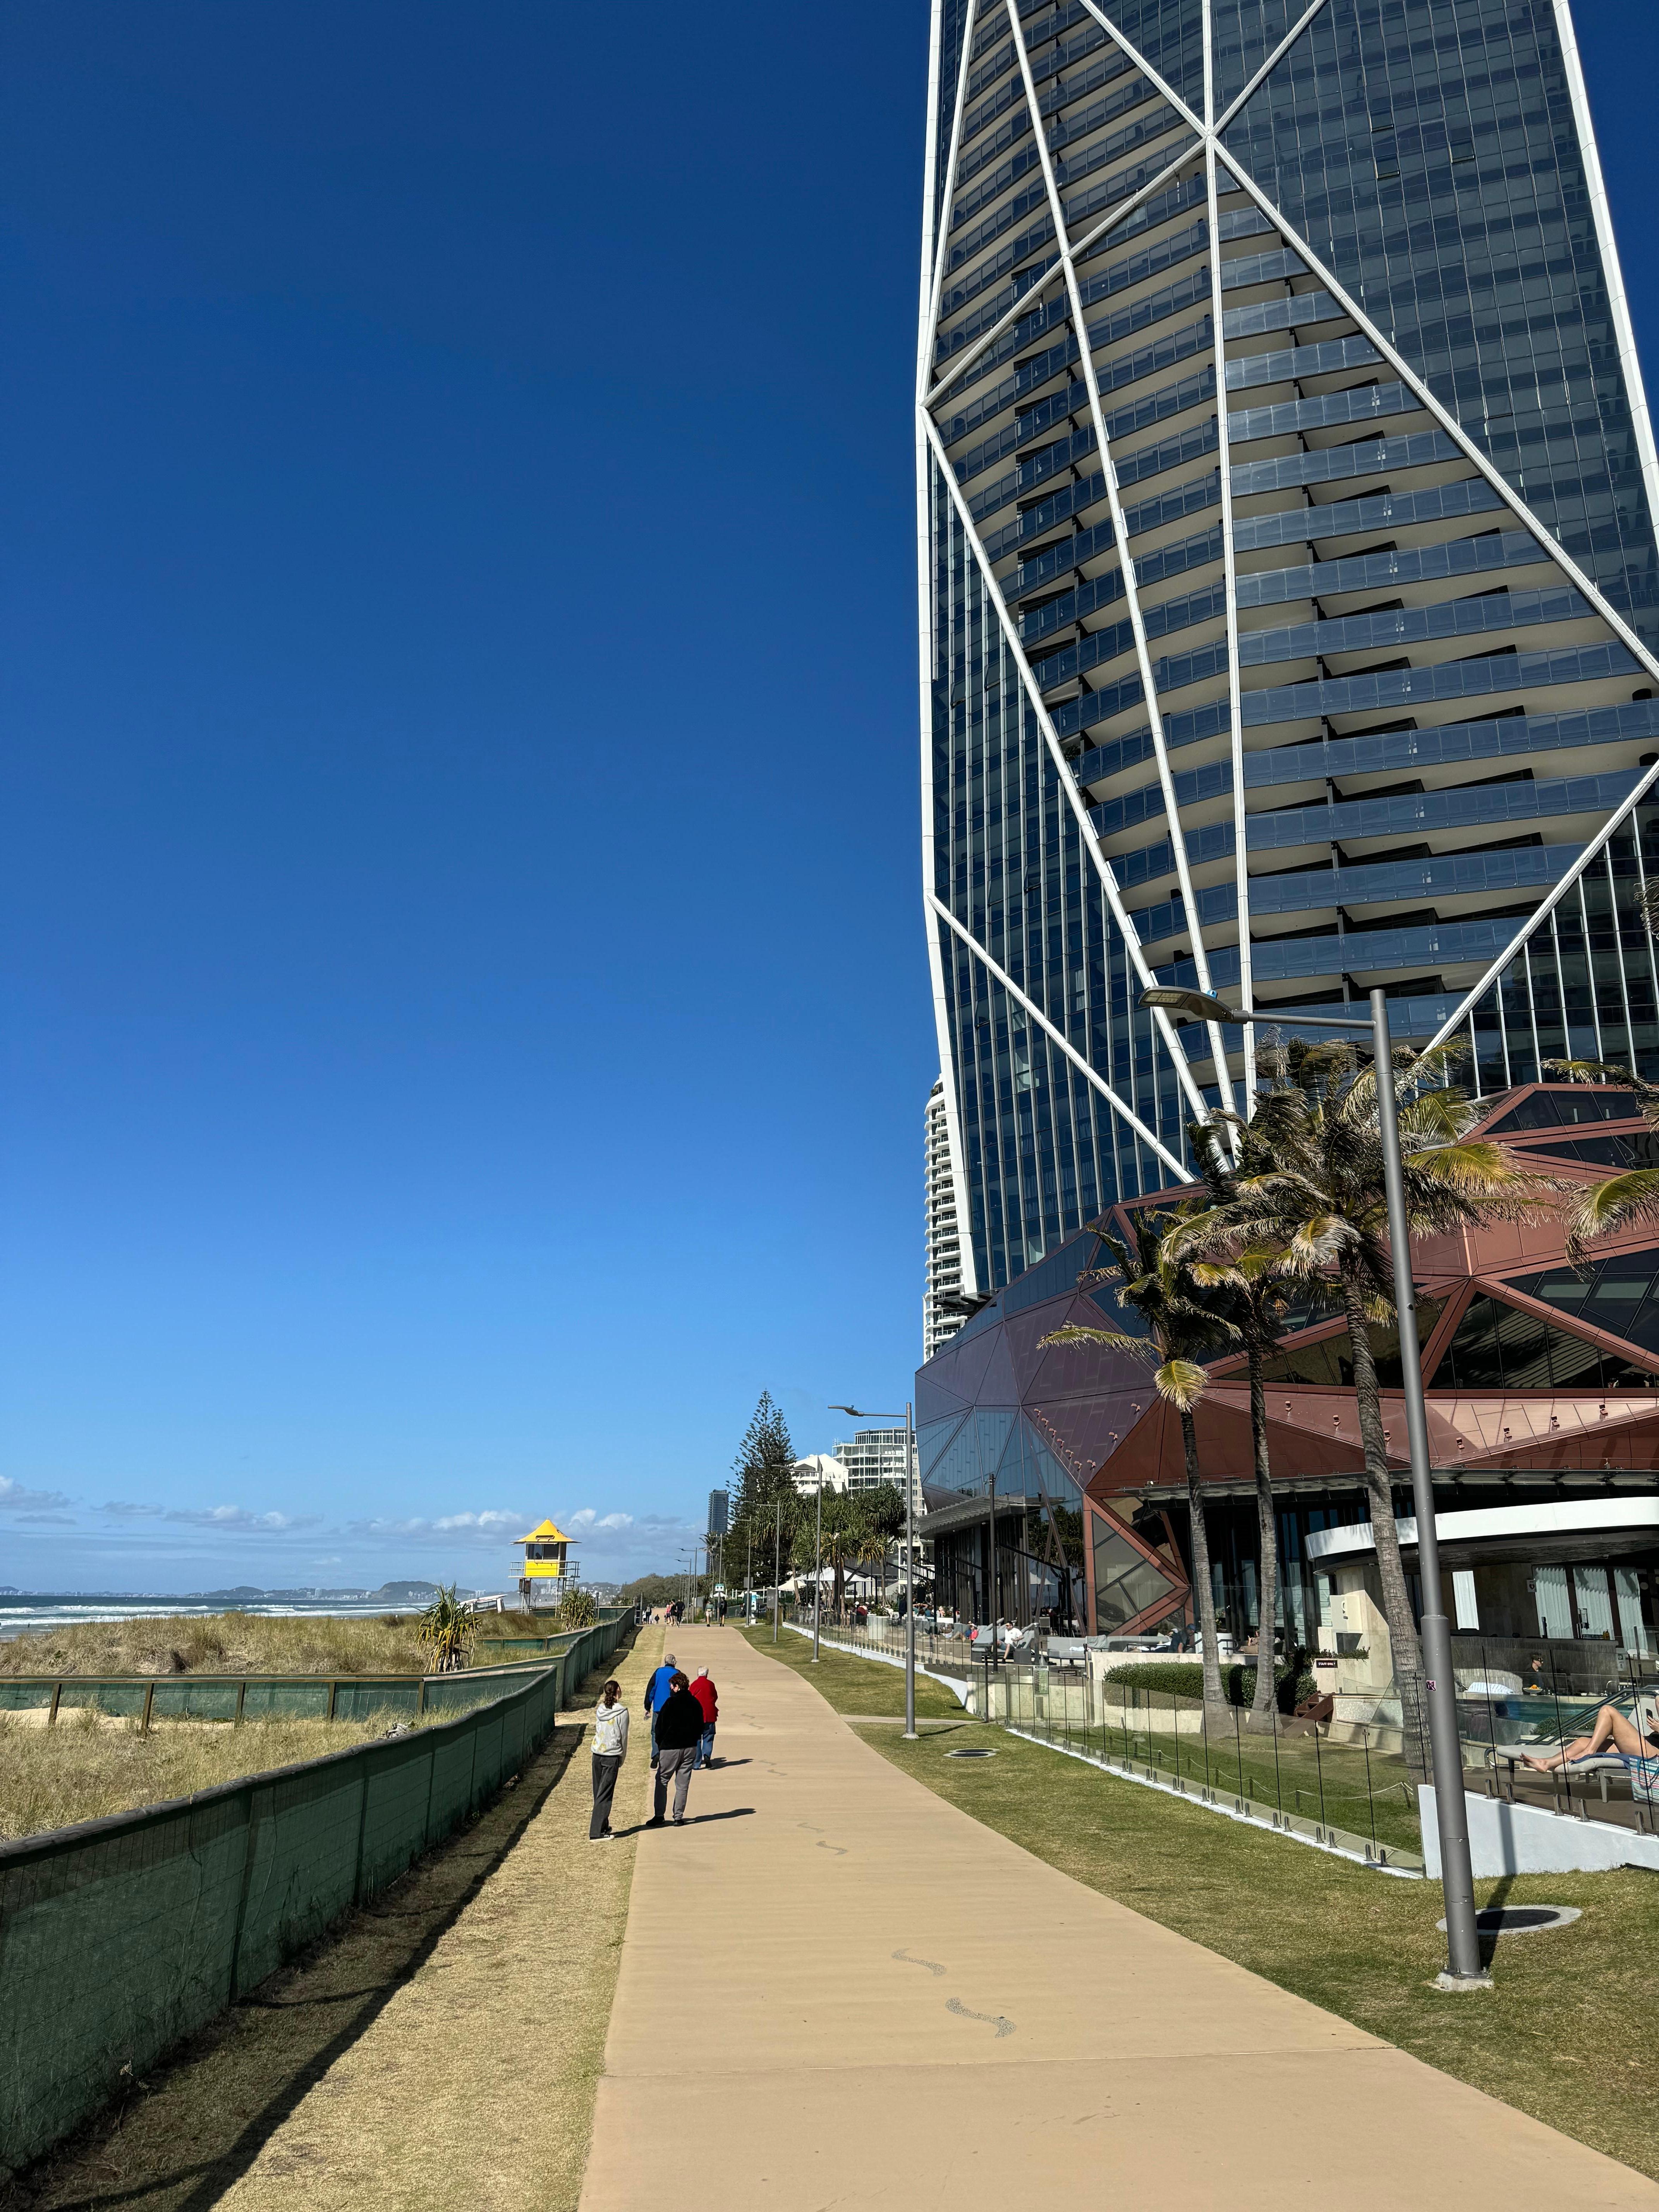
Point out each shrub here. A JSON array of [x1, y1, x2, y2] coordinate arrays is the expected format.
[[1107, 1659, 1318, 1711]]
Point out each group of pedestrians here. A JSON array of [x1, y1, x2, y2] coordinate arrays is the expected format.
[[589, 1647, 720, 1840]]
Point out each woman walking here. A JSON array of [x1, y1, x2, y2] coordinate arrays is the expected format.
[[590, 1677, 629, 1840]]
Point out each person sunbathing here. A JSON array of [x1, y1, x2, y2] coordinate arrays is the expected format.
[[1522, 1697, 1659, 1772]]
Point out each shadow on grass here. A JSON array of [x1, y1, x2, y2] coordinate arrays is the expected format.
[[13, 1640, 634, 2212]]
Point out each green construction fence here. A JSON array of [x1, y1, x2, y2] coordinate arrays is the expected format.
[[0, 1606, 635, 2172]]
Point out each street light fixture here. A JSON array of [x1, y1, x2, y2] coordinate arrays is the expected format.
[[831, 1402, 918, 1740], [1139, 981, 1486, 1989]]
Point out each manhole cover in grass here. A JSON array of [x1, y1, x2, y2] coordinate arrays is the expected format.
[[946, 1747, 997, 1759], [1435, 1906, 1581, 1936]]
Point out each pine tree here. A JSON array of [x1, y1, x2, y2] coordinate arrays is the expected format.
[[730, 1391, 797, 1520], [728, 1391, 800, 1583]]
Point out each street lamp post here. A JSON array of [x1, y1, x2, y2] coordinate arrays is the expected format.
[[813, 1460, 825, 1663], [831, 1404, 919, 1740], [1139, 981, 1487, 1989], [772, 1501, 781, 1645]]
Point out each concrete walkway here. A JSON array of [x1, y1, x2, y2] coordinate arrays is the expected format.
[[580, 1625, 1659, 2210]]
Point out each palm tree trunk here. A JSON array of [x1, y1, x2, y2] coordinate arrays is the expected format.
[[1339, 1261, 1428, 1778], [1181, 1408, 1226, 1719], [1246, 1341, 1280, 1732]]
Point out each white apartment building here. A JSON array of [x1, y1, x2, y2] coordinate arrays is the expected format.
[[792, 1453, 850, 1498], [834, 1427, 920, 1515], [924, 1077, 967, 1360]]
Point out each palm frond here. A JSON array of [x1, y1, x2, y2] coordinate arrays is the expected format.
[[1566, 1170, 1659, 1262], [1155, 1358, 1210, 1412], [1037, 1325, 1156, 1362]]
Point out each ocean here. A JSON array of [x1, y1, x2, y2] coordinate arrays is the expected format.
[[0, 1593, 442, 1641]]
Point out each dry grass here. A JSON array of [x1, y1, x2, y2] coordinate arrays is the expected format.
[[0, 1705, 426, 1841], [8, 1625, 658, 2212], [0, 1611, 432, 1680]]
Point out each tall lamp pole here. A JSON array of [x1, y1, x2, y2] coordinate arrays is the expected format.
[[1140, 982, 1487, 1989], [813, 1460, 825, 1663], [772, 1501, 781, 1644], [831, 1405, 919, 1740]]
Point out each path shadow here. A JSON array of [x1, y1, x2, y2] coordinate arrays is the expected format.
[[13, 1637, 639, 2212]]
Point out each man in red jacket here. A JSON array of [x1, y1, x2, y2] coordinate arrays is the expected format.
[[690, 1667, 718, 1768]]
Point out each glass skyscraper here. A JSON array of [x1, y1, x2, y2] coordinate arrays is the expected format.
[[919, 0, 1659, 1304]]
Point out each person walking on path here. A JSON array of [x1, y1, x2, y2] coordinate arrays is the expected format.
[[690, 1667, 718, 1768], [589, 1678, 629, 1840], [649, 1671, 703, 1825], [644, 1650, 677, 1766]]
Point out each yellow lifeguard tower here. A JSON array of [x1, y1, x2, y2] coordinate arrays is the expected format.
[[515, 1519, 577, 1610]]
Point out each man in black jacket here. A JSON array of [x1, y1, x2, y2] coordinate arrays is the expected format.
[[650, 1670, 704, 1826]]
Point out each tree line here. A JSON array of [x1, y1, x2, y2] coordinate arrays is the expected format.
[[720, 1392, 907, 1613]]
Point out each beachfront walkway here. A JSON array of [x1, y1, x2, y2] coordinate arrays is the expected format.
[[580, 1624, 1659, 2210]]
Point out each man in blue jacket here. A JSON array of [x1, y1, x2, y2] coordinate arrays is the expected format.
[[643, 1650, 678, 1768]]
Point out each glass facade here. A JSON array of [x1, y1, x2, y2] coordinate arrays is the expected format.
[[920, 0, 1659, 1300]]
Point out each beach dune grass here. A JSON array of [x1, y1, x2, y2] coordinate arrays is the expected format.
[[0, 1706, 433, 1842], [0, 1606, 575, 1681]]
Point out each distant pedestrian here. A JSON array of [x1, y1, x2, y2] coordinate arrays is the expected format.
[[644, 1650, 678, 1767], [690, 1667, 718, 1767], [589, 1679, 628, 1841], [649, 1671, 703, 1825]]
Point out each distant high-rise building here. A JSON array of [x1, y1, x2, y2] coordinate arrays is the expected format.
[[919, 0, 1659, 1298], [706, 1489, 729, 1538], [924, 1076, 971, 1357]]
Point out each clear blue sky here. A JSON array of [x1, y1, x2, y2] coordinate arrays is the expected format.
[[2, 5, 1656, 1594]]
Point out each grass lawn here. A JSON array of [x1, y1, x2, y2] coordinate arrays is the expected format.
[[731, 1622, 966, 1720], [854, 1705, 1659, 2182]]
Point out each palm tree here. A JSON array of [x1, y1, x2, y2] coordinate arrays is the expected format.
[[860, 1520, 891, 1610], [416, 1584, 474, 1674], [1189, 1037, 1551, 1768], [821, 1522, 862, 1623], [1543, 1059, 1659, 1256], [1176, 1127, 1304, 1732], [1040, 1201, 1237, 1721]]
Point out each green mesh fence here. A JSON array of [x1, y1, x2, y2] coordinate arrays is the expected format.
[[0, 1608, 634, 2171]]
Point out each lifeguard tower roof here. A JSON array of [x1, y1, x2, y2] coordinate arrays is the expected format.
[[516, 1519, 571, 1546]]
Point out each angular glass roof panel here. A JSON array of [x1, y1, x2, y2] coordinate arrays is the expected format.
[[1429, 1291, 1659, 1392]]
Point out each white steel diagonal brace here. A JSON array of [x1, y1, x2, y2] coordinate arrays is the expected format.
[[1199, 3, 1257, 1106], [1003, 1, 1233, 1091], [920, 410, 1216, 1133], [926, 137, 1199, 412], [917, 0, 982, 1294], [924, 0, 982, 389], [927, 890, 1190, 1178], [1212, 156, 1659, 1053]]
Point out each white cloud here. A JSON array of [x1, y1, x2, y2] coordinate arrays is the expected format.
[[0, 1477, 73, 1512], [164, 1506, 322, 1532], [342, 1508, 524, 1549], [101, 1500, 164, 1519]]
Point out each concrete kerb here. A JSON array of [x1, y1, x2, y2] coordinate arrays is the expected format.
[[782, 1619, 972, 1706], [1002, 1724, 1426, 1876], [785, 1621, 1421, 1874]]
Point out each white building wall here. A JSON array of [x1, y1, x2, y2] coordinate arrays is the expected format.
[[924, 1077, 967, 1360]]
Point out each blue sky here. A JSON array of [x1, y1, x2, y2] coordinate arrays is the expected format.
[[3, 5, 1657, 1594]]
